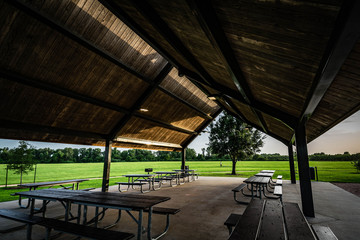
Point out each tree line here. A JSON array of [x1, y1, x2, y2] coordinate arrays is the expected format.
[[0, 144, 359, 164]]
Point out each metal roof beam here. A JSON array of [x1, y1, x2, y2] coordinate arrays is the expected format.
[[300, 0, 360, 124]]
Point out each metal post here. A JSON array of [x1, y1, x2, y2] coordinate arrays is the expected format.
[[288, 144, 296, 184], [5, 167, 8, 188], [102, 139, 112, 192], [181, 148, 186, 170], [295, 123, 315, 217], [33, 164, 37, 183]]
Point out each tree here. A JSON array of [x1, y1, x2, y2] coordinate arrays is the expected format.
[[352, 154, 360, 173], [208, 112, 265, 175], [7, 141, 36, 184]]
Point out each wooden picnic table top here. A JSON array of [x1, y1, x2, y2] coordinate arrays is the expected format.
[[14, 189, 91, 200], [255, 172, 274, 177], [18, 179, 89, 188], [244, 176, 271, 184], [14, 189, 170, 210]]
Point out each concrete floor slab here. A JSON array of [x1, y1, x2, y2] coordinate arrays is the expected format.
[[0, 177, 359, 239]]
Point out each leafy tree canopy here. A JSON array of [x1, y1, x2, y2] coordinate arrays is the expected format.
[[208, 112, 265, 174], [7, 141, 36, 184]]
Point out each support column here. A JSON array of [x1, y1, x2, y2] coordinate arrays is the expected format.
[[102, 139, 112, 192], [288, 144, 296, 184], [295, 124, 315, 217], [181, 148, 186, 170]]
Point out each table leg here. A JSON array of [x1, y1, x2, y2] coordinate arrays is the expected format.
[[138, 210, 143, 240], [147, 207, 152, 240]]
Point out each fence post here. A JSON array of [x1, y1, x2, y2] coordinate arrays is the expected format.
[[315, 166, 318, 181]]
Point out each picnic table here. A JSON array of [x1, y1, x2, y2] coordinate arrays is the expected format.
[[243, 176, 275, 199], [15, 189, 171, 240], [172, 169, 197, 182], [117, 174, 158, 193], [154, 171, 180, 187], [228, 198, 316, 240], [17, 179, 89, 208]]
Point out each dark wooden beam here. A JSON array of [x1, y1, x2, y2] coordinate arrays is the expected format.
[[188, 1, 270, 133], [0, 119, 106, 140], [8, 0, 152, 85], [300, 0, 360, 124], [288, 144, 296, 184], [1, 69, 195, 137], [102, 139, 112, 192], [295, 122, 315, 217]]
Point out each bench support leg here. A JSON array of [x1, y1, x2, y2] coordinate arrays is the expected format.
[[234, 191, 249, 205]]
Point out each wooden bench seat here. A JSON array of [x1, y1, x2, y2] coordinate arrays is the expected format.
[[311, 225, 338, 240], [274, 185, 282, 201], [232, 183, 249, 204], [0, 209, 134, 240], [224, 213, 242, 235], [144, 207, 180, 240]]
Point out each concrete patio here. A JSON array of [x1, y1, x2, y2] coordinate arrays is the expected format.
[[1, 176, 359, 239]]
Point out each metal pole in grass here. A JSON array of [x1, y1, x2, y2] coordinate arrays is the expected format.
[[33, 164, 37, 183], [315, 166, 318, 181], [5, 166, 8, 188]]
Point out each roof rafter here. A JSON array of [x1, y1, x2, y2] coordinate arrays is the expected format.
[[188, 1, 271, 133], [0, 69, 195, 136], [300, 0, 360, 124]]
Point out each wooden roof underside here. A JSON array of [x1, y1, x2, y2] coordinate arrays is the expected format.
[[1, 0, 360, 151]]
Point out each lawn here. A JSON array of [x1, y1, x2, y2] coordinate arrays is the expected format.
[[0, 161, 359, 202]]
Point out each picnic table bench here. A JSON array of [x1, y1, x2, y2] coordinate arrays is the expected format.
[[16, 179, 89, 208], [228, 199, 316, 240]]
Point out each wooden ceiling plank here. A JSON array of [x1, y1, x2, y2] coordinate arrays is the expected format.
[[301, 0, 360, 123], [7, 0, 153, 85]]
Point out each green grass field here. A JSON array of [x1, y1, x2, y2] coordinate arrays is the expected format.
[[1, 161, 359, 202]]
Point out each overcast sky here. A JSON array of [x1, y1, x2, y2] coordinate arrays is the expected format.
[[1, 111, 359, 155]]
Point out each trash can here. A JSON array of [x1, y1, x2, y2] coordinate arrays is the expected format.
[[309, 167, 315, 180]]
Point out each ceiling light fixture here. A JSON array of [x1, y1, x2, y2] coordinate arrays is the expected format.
[[139, 108, 149, 112]]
